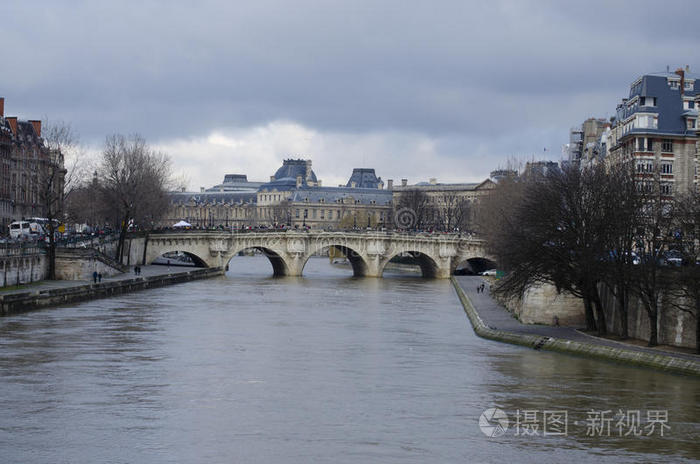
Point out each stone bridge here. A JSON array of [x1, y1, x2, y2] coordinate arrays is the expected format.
[[123, 231, 494, 278]]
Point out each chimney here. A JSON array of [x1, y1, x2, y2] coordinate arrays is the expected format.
[[378, 180, 384, 190], [429, 178, 437, 185], [401, 178, 408, 187], [29, 120, 41, 137], [675, 68, 685, 96], [0, 97, 4, 118], [387, 179, 393, 190], [200, 187, 205, 192], [6, 117, 17, 135], [686, 64, 690, 72], [270, 175, 275, 182], [351, 181, 357, 188], [181, 187, 186, 192], [296, 175, 302, 188], [305, 160, 312, 181]]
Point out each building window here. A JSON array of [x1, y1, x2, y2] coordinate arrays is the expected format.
[[295, 209, 300, 218], [312, 209, 317, 219], [320, 210, 324, 219], [647, 138, 653, 151], [684, 81, 694, 91], [662, 139, 673, 152], [637, 138, 645, 151], [688, 119, 696, 130], [661, 162, 673, 174], [660, 183, 672, 195]]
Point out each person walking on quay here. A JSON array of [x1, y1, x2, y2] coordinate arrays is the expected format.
[[93, 271, 98, 283], [98, 273, 102, 283]]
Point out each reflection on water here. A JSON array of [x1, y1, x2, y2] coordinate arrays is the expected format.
[[0, 256, 697, 463]]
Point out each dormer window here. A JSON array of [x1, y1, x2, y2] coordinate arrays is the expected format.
[[640, 96, 656, 106], [684, 81, 694, 91]]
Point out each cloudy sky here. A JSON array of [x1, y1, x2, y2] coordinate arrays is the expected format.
[[2, 0, 699, 189]]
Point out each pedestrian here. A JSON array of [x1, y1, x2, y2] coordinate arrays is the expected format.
[[98, 273, 102, 283], [481, 283, 486, 293], [92, 271, 98, 283]]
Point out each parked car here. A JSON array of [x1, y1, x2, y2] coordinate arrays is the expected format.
[[662, 250, 683, 266], [480, 269, 498, 276]]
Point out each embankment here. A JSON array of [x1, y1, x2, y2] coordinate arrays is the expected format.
[[451, 277, 700, 377], [0, 267, 224, 316]]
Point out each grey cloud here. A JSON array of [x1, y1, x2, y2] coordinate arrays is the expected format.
[[1, 0, 698, 149]]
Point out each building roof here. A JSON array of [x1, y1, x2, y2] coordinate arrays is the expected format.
[[617, 72, 699, 137], [272, 159, 317, 183], [346, 168, 382, 189], [290, 186, 392, 205], [205, 173, 263, 192], [170, 191, 257, 205]]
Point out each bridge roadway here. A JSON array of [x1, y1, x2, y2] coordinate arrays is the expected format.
[[123, 230, 493, 278]]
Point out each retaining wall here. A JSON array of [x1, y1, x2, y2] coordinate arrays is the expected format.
[[451, 277, 700, 377], [0, 267, 224, 316]]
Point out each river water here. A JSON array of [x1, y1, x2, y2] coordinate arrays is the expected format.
[[0, 256, 698, 463]]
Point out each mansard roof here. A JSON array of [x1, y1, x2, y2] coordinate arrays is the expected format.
[[346, 168, 382, 189]]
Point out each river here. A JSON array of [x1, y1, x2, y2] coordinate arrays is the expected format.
[[0, 256, 698, 463]]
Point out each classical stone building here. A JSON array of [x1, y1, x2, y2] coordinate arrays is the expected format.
[[162, 159, 393, 229], [162, 158, 495, 230], [389, 177, 495, 231], [0, 97, 65, 231], [605, 67, 699, 195]]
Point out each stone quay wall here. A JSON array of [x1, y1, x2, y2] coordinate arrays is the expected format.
[[0, 245, 47, 287], [598, 283, 696, 350], [0, 267, 224, 316]]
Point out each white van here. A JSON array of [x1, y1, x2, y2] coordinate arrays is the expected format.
[[9, 221, 32, 239], [8, 220, 45, 239]]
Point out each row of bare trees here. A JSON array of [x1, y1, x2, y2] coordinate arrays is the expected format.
[[38, 128, 172, 277], [480, 162, 699, 351], [393, 190, 473, 232]]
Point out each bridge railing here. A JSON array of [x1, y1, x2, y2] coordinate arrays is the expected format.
[[137, 227, 481, 240]]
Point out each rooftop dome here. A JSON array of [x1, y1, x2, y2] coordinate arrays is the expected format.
[[273, 159, 317, 184], [346, 168, 381, 189]]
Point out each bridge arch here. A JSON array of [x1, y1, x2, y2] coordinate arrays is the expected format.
[[152, 250, 209, 268], [224, 245, 291, 277], [452, 256, 498, 275], [301, 241, 371, 277], [380, 250, 441, 278]]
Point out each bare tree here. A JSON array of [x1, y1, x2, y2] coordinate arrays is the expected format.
[[483, 164, 614, 334], [436, 191, 472, 232], [627, 177, 676, 346], [271, 200, 292, 226], [668, 190, 700, 352], [600, 162, 644, 339], [393, 189, 431, 230], [39, 120, 84, 279], [98, 135, 172, 263]]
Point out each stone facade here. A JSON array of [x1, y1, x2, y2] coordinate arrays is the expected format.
[[0, 97, 66, 231], [0, 246, 46, 286], [497, 282, 586, 327], [605, 69, 699, 195]]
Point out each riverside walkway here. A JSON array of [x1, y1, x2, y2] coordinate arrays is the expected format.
[[453, 275, 700, 372], [0, 265, 192, 296]]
